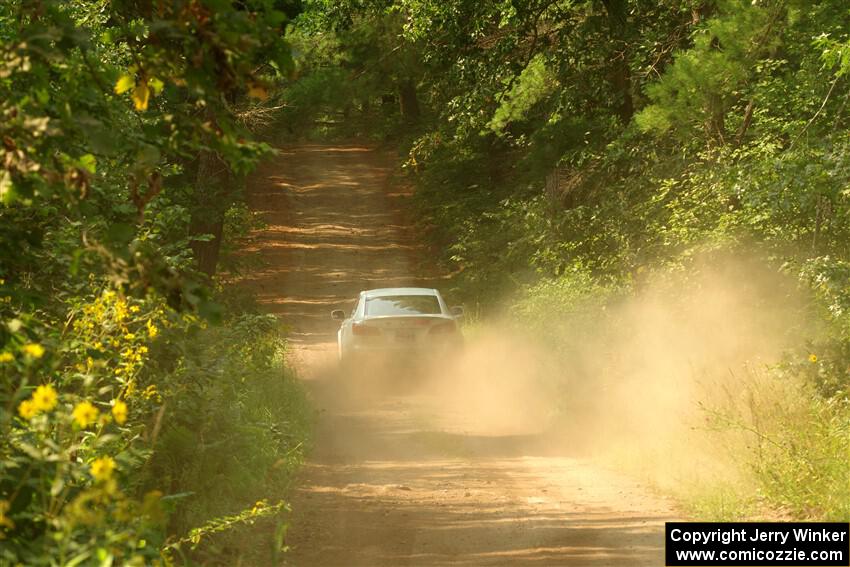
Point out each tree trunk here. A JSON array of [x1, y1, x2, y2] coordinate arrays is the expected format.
[[707, 92, 727, 145], [611, 57, 634, 123], [189, 149, 229, 278], [398, 79, 420, 123], [545, 168, 560, 205], [602, 0, 634, 123], [734, 100, 755, 146]]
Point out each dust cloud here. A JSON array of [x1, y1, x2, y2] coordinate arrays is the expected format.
[[329, 253, 808, 505]]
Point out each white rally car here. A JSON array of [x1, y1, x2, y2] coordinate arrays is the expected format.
[[332, 287, 464, 364]]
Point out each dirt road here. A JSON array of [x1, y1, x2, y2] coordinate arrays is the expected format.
[[243, 145, 678, 566]]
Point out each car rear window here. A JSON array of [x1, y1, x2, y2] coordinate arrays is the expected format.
[[365, 295, 441, 316]]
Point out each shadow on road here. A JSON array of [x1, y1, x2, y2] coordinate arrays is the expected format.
[[244, 145, 441, 351]]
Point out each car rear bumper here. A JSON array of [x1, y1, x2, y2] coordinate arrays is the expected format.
[[341, 341, 461, 365]]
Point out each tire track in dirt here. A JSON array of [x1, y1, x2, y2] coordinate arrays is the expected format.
[[243, 144, 678, 566]]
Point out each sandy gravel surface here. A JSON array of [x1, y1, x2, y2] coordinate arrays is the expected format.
[[243, 144, 678, 566]]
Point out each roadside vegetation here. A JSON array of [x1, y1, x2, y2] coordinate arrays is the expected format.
[[1, 1, 310, 565], [3, 1, 848, 564], [282, 0, 849, 521]]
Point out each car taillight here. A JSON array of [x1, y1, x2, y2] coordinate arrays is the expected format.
[[352, 323, 381, 336], [429, 321, 457, 335]]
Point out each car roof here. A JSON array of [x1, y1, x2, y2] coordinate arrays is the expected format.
[[362, 287, 438, 298]]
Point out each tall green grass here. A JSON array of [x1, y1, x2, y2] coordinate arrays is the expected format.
[[147, 294, 312, 564]]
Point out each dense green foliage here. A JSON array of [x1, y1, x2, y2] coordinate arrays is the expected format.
[[287, 0, 849, 519], [1, 1, 309, 564], [3, 0, 849, 560]]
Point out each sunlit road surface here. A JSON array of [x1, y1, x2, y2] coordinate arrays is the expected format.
[[243, 145, 679, 566]]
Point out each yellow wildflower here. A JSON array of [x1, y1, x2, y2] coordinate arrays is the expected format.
[[142, 385, 160, 401], [124, 333, 136, 340], [0, 352, 13, 363], [22, 343, 45, 359], [90, 456, 116, 481], [146, 319, 159, 339], [18, 399, 37, 420], [114, 300, 128, 322], [32, 384, 57, 412], [111, 399, 128, 425], [72, 401, 99, 428], [0, 500, 14, 533], [129, 305, 140, 313], [808, 353, 818, 363]]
